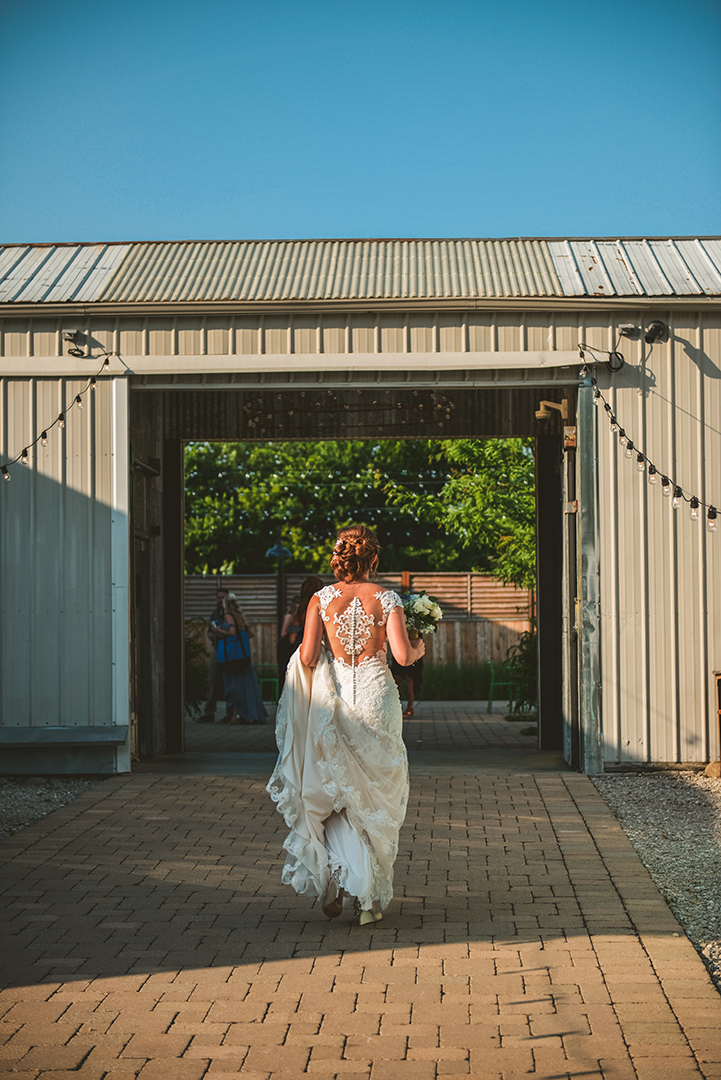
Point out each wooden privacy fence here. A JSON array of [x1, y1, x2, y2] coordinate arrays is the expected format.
[[186, 573, 532, 667]]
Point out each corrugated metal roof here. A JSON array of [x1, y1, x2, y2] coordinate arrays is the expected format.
[[0, 238, 719, 303], [0, 243, 129, 303], [547, 238, 721, 297]]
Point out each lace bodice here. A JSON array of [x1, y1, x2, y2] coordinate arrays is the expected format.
[[316, 585, 402, 663], [314, 585, 403, 704]]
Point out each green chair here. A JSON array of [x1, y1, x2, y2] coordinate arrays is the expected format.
[[258, 677, 280, 705], [487, 662, 515, 714]]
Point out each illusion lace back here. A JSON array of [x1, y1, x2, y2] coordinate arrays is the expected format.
[[266, 585, 409, 911]]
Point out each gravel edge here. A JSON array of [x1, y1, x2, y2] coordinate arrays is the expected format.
[[592, 771, 721, 993]]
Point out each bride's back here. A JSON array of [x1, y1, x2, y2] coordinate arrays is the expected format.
[[313, 582, 401, 666]]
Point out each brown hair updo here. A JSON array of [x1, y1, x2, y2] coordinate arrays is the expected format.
[[330, 525, 381, 582]]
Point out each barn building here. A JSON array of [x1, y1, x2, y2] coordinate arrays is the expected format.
[[0, 237, 719, 775]]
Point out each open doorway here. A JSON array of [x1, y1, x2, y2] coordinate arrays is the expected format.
[[182, 435, 556, 761], [128, 380, 576, 767]]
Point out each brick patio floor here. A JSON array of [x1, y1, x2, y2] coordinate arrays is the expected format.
[[185, 701, 536, 755], [1, 763, 720, 1079]]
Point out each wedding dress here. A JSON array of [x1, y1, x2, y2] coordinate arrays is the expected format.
[[266, 584, 409, 911]]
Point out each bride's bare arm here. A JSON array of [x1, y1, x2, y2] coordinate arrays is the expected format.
[[386, 606, 425, 666], [299, 598, 323, 668]]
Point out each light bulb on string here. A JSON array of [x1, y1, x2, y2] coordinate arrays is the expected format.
[[41, 431, 48, 446], [672, 487, 683, 510], [21, 449, 28, 464], [610, 417, 618, 433], [2, 466, 9, 482], [690, 497, 700, 521], [662, 477, 671, 497], [75, 395, 83, 409], [636, 453, 645, 472], [619, 430, 628, 447], [708, 507, 718, 533], [648, 465, 658, 485], [58, 413, 65, 429], [625, 441, 634, 459], [593, 389, 601, 406], [90, 379, 96, 391], [103, 356, 110, 369]]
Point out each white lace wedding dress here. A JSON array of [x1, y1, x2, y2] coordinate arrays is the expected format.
[[266, 584, 409, 911]]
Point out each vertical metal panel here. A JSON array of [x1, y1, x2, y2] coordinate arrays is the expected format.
[[595, 312, 721, 763], [0, 376, 117, 732]]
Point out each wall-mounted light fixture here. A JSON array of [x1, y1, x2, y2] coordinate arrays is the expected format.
[[62, 329, 86, 357], [535, 399, 569, 422], [644, 320, 669, 344]]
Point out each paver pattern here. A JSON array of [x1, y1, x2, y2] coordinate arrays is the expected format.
[[185, 701, 534, 755], [1, 769, 720, 1079]]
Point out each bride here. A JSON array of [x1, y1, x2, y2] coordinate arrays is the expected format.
[[266, 525, 425, 925]]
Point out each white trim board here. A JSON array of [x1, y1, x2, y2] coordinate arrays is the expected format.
[[0, 350, 582, 377]]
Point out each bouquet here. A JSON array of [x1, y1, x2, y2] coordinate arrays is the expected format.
[[401, 591, 443, 636]]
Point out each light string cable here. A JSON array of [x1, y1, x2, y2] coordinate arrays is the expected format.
[[1, 350, 115, 481], [578, 343, 718, 532]]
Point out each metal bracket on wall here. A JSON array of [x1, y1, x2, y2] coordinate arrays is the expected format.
[[564, 500, 578, 514]]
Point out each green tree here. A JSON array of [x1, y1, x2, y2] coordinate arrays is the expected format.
[[184, 440, 464, 575], [184, 438, 536, 587], [384, 438, 536, 589]]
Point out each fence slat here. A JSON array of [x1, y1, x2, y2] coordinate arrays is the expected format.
[[185, 572, 532, 667]]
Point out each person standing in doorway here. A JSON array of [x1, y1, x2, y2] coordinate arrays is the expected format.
[[198, 585, 232, 723]]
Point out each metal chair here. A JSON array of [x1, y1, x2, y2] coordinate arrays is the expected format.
[[258, 677, 279, 704], [487, 662, 515, 714]]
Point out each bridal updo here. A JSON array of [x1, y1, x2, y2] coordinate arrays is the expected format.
[[330, 525, 381, 582]]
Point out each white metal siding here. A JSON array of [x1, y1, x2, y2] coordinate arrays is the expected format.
[[594, 311, 721, 763], [0, 376, 126, 740]]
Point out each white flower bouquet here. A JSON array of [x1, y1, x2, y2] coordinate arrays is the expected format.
[[401, 591, 443, 637]]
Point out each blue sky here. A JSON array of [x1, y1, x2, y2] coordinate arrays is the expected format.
[[1, 0, 719, 242]]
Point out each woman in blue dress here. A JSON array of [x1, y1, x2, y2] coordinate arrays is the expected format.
[[213, 593, 267, 725]]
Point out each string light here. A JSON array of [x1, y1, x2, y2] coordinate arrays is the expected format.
[[579, 346, 718, 534], [0, 351, 115, 482]]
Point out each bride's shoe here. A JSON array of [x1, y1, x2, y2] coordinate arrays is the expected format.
[[322, 880, 344, 919], [359, 904, 383, 926]]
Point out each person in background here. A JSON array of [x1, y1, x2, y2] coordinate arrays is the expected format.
[[198, 586, 231, 724], [214, 593, 268, 725], [277, 594, 301, 691], [390, 649, 424, 719], [277, 576, 324, 692]]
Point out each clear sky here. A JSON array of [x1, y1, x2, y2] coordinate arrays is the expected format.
[[1, 0, 719, 243]]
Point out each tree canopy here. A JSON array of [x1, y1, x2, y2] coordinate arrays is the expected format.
[[184, 437, 536, 588]]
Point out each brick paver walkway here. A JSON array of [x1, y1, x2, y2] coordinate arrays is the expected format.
[[185, 702, 536, 754], [1, 769, 719, 1079]]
